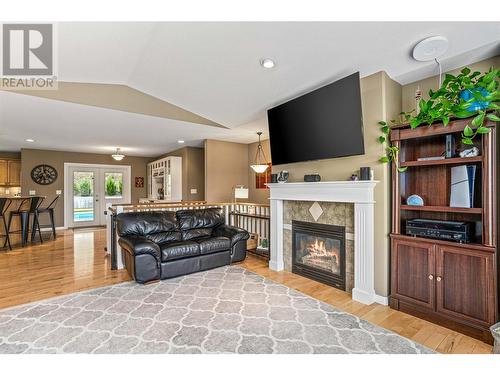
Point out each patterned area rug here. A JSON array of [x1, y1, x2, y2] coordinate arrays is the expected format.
[[0, 266, 432, 354]]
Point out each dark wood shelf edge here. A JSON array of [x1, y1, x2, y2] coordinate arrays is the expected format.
[[400, 205, 482, 214], [390, 234, 495, 253], [400, 156, 483, 167], [391, 118, 497, 141]]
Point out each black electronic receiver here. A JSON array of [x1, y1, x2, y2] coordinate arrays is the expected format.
[[304, 174, 321, 182], [406, 219, 474, 243]]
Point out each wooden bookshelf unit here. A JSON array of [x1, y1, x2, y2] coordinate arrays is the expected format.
[[389, 117, 498, 344]]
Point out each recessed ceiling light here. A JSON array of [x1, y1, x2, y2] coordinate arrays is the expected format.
[[260, 58, 275, 69], [177, 140, 185, 144], [25, 139, 35, 142]]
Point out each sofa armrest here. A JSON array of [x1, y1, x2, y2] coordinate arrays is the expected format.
[[214, 225, 249, 247], [118, 235, 161, 264]]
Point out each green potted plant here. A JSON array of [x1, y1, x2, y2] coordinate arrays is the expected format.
[[378, 67, 500, 172]]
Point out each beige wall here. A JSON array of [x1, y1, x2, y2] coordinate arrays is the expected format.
[[21, 148, 151, 227], [204, 139, 249, 202], [402, 55, 500, 112], [159, 146, 205, 201], [248, 139, 271, 204], [271, 71, 402, 297]]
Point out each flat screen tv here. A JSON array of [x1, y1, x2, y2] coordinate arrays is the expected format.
[[267, 72, 364, 165]]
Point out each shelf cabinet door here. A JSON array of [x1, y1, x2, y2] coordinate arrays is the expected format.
[[7, 160, 21, 185], [0, 160, 7, 185], [391, 238, 436, 310], [436, 245, 496, 326]]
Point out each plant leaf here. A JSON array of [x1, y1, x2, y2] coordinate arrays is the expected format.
[[379, 156, 389, 163], [398, 166, 408, 173], [476, 127, 491, 134], [464, 125, 474, 137], [409, 118, 421, 129], [461, 67, 471, 75], [442, 116, 450, 126], [443, 74, 455, 86], [486, 113, 500, 122], [419, 99, 427, 113], [378, 121, 386, 126], [471, 112, 485, 126], [378, 136, 386, 143], [461, 137, 474, 145], [454, 110, 474, 119], [483, 70, 496, 84]]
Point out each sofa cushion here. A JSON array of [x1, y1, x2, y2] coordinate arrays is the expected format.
[[176, 208, 225, 230], [146, 231, 182, 245], [160, 241, 200, 262], [117, 211, 178, 237], [182, 228, 213, 241], [213, 225, 250, 247], [195, 236, 231, 255]]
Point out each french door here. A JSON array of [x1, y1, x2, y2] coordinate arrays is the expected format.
[[65, 164, 131, 227]]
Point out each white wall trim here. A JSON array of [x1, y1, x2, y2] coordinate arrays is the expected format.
[[374, 294, 389, 306], [39, 226, 67, 232], [267, 181, 379, 305]]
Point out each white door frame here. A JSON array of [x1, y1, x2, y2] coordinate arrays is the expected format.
[[64, 163, 131, 228]]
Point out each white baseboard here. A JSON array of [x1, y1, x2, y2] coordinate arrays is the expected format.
[[269, 260, 284, 272], [40, 226, 66, 232], [352, 288, 389, 306], [373, 294, 389, 305]]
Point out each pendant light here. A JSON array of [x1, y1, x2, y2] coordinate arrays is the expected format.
[[250, 132, 269, 173], [111, 148, 125, 161]]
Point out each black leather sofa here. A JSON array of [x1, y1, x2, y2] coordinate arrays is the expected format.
[[117, 207, 249, 283]]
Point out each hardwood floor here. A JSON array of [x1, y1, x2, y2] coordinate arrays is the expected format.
[[0, 228, 130, 309], [0, 228, 493, 354]]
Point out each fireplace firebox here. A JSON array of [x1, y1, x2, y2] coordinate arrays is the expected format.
[[292, 220, 346, 290]]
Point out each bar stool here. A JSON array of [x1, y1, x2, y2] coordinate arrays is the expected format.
[[0, 198, 12, 250], [7, 197, 43, 247], [31, 195, 59, 243]]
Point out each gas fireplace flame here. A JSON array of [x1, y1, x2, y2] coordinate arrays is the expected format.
[[307, 238, 329, 256]]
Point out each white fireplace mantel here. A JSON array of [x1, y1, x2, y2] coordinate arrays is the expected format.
[[267, 181, 383, 305]]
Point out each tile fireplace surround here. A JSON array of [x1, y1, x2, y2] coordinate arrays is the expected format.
[[284, 202, 354, 292], [267, 181, 385, 305]]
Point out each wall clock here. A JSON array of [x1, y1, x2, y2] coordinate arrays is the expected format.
[[31, 164, 58, 185]]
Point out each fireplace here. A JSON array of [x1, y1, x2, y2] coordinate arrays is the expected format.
[[292, 220, 346, 290]]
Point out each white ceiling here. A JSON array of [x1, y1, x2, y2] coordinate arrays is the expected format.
[[1, 22, 499, 156], [0, 93, 254, 157]]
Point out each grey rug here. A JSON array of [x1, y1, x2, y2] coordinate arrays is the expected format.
[[0, 266, 432, 354]]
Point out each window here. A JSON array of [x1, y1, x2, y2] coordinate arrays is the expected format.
[[104, 172, 123, 199], [73, 171, 94, 222]]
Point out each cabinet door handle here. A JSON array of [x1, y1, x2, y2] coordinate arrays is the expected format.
[[436, 276, 442, 282], [428, 274, 434, 280]]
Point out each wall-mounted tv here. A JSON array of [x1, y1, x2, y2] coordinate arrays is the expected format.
[[267, 72, 364, 166]]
